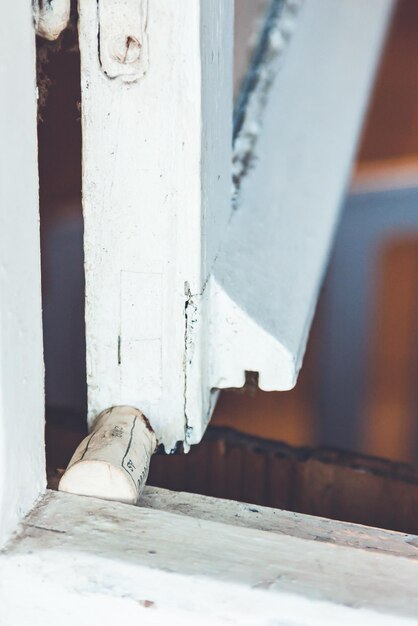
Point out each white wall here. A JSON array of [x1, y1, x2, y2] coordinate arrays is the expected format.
[[0, 3, 45, 545]]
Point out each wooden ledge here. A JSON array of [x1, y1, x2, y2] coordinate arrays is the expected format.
[[1, 488, 418, 624]]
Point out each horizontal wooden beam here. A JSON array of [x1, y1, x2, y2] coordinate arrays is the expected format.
[[1, 488, 417, 624]]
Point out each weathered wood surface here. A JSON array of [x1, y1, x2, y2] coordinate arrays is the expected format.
[[140, 486, 418, 559], [79, 0, 233, 451], [1, 488, 418, 625], [0, 1, 45, 545]]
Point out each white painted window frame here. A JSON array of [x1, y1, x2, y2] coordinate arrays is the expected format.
[[80, 0, 393, 451], [2, 488, 418, 625], [2, 1, 409, 624], [80, 0, 234, 452]]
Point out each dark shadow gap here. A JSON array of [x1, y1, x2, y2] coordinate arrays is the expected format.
[[36, 1, 87, 472]]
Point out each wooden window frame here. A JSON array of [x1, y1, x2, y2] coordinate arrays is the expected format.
[[80, 0, 393, 450], [2, 487, 418, 624], [2, 2, 412, 624]]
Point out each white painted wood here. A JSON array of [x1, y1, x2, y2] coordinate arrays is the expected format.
[[59, 406, 156, 503], [98, 0, 148, 81], [33, 0, 71, 41], [80, 0, 233, 451], [0, 5, 45, 545], [140, 486, 418, 557], [210, 0, 394, 392], [1, 488, 418, 625]]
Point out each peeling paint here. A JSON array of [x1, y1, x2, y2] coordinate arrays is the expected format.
[[232, 0, 304, 204]]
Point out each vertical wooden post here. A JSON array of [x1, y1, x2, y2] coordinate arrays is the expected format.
[[79, 0, 233, 451], [0, 4, 45, 544]]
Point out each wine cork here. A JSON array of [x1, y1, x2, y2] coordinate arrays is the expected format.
[[58, 406, 157, 504]]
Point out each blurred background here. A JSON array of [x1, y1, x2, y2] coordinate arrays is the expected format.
[[39, 0, 418, 473]]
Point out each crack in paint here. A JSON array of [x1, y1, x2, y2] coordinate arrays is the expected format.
[[183, 282, 195, 447], [25, 523, 67, 535], [181, 2, 305, 447]]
